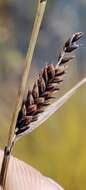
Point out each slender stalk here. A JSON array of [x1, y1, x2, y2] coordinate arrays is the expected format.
[[0, 0, 47, 188]]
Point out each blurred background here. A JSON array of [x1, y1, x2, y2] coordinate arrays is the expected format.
[[0, 0, 86, 189]]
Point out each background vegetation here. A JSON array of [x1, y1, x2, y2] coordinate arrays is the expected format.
[[0, 1, 86, 190]]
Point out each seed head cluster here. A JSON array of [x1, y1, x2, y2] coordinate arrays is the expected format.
[[15, 32, 84, 136]]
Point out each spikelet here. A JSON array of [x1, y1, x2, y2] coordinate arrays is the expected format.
[[15, 32, 84, 136]]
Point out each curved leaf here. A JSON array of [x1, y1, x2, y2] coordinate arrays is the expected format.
[[0, 150, 64, 190]]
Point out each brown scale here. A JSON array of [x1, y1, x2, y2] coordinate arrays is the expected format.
[[32, 81, 39, 99], [16, 32, 84, 135], [47, 64, 55, 80], [42, 66, 48, 85]]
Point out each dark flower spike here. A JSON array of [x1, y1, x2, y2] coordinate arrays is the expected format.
[[71, 32, 84, 43], [15, 32, 84, 135], [57, 32, 84, 67], [64, 32, 84, 50]]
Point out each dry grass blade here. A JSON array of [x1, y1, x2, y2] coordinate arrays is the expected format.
[[8, 0, 47, 157], [0, 0, 47, 188], [0, 150, 64, 190], [16, 78, 86, 140]]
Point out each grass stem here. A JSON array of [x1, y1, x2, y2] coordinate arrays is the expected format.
[[0, 0, 47, 188]]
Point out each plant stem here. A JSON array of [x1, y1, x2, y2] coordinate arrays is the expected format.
[[0, 0, 47, 188]]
